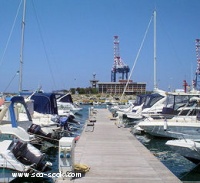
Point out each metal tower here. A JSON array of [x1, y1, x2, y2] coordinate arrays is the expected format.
[[111, 36, 130, 82], [90, 73, 99, 88], [193, 39, 200, 90]]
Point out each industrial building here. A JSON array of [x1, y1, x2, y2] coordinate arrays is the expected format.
[[90, 36, 146, 95], [98, 80, 146, 95]]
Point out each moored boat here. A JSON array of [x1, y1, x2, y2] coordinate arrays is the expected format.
[[135, 93, 200, 139], [166, 139, 200, 164]]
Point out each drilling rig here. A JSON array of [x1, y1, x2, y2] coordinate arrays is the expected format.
[[111, 36, 130, 82]]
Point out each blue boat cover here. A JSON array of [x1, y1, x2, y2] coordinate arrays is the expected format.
[[31, 93, 58, 115]]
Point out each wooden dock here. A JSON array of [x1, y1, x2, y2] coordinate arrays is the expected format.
[[57, 108, 182, 183]]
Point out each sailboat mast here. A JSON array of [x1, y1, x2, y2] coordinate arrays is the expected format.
[[153, 10, 157, 90], [19, 0, 26, 93]]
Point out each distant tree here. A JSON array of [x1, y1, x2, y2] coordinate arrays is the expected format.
[[91, 88, 98, 94], [70, 88, 76, 94], [68, 87, 100, 95], [84, 87, 90, 94], [77, 88, 85, 94]]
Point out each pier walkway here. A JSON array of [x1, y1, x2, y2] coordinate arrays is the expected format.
[[58, 108, 182, 183]]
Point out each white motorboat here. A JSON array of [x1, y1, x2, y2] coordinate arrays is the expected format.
[[0, 140, 30, 172], [115, 103, 135, 115], [56, 93, 82, 114], [139, 93, 167, 117], [104, 98, 119, 105], [123, 91, 167, 126], [135, 93, 200, 139], [166, 139, 200, 164], [0, 140, 52, 172], [116, 94, 145, 117], [3, 95, 60, 142], [110, 100, 135, 113], [2, 95, 79, 147], [137, 116, 200, 139], [0, 97, 33, 142], [24, 92, 80, 138], [0, 98, 52, 173]]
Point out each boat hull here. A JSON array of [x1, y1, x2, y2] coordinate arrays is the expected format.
[[166, 139, 200, 164], [138, 116, 200, 140]]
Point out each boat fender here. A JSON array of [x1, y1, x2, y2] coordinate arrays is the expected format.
[[164, 119, 168, 131], [74, 136, 80, 142]]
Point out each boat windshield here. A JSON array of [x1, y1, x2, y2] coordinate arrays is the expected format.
[[165, 94, 197, 110], [134, 95, 146, 106], [142, 94, 164, 108]]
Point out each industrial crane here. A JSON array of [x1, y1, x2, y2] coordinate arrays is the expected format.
[[111, 36, 130, 82], [193, 39, 200, 90]]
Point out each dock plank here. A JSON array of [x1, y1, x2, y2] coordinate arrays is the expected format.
[[57, 108, 182, 183]]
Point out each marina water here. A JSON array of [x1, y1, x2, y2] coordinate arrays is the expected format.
[[5, 105, 200, 182], [135, 133, 200, 181]]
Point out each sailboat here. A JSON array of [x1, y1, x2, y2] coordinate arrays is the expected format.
[[14, 0, 81, 143], [133, 10, 200, 138], [115, 10, 167, 127], [0, 1, 53, 176]]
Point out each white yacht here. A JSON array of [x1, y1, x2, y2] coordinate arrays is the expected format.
[[135, 92, 200, 139], [122, 90, 167, 126], [126, 92, 166, 119]]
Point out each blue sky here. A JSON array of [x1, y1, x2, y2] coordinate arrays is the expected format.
[[0, 0, 199, 93]]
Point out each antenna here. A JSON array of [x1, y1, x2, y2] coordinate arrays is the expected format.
[[153, 10, 157, 90]]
